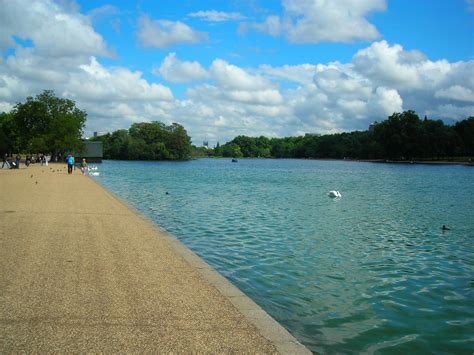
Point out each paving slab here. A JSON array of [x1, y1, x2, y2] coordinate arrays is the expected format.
[[0, 163, 310, 353]]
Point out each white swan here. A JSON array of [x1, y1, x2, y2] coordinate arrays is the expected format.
[[328, 190, 342, 198]]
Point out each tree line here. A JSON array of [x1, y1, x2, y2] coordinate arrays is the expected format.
[[0, 90, 193, 161], [197, 111, 473, 161], [1, 92, 472, 162]]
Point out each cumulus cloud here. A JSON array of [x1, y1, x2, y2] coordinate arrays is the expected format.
[[71, 57, 173, 102], [0, 1, 175, 135], [209, 59, 274, 91], [258, 63, 317, 85], [136, 16, 208, 48], [435, 85, 474, 103], [350, 41, 474, 119], [154, 53, 209, 83], [0, 0, 110, 57], [244, 0, 386, 43], [0, 0, 472, 144], [240, 16, 281, 37], [188, 10, 245, 22]]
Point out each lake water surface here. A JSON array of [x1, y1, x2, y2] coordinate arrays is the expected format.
[[93, 159, 474, 353]]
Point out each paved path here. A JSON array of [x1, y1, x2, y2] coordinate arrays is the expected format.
[[0, 164, 309, 353]]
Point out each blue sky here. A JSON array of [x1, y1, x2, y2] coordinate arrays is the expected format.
[[1, 0, 473, 144]]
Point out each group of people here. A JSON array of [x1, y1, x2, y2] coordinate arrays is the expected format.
[[65, 154, 88, 175], [2, 153, 88, 175], [1, 153, 49, 169]]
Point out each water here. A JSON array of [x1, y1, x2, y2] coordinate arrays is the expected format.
[[92, 159, 474, 354]]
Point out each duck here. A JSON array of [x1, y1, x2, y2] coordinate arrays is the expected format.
[[328, 190, 342, 198]]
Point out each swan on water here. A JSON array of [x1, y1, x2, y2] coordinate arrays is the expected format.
[[328, 190, 342, 198]]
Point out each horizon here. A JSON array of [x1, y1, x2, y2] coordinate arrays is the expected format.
[[1, 0, 473, 146]]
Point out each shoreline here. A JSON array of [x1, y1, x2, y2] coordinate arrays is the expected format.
[[192, 156, 474, 166], [355, 158, 473, 166], [0, 164, 310, 353]]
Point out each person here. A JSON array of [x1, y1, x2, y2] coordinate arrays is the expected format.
[[1, 153, 10, 169], [25, 155, 31, 167], [67, 154, 75, 174], [80, 158, 87, 175], [15, 153, 21, 168]]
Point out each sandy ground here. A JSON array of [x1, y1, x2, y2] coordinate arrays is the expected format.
[[0, 163, 280, 352]]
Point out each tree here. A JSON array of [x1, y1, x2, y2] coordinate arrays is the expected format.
[[165, 123, 192, 160], [91, 121, 192, 160], [455, 117, 474, 156], [11, 90, 86, 156], [0, 112, 17, 154]]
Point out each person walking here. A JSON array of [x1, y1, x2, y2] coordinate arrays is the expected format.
[[67, 154, 75, 174], [15, 154, 21, 168], [80, 158, 87, 175]]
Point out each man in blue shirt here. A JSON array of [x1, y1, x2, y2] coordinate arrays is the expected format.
[[67, 154, 75, 174]]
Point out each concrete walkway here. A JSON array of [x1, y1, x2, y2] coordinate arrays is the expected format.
[[0, 164, 310, 353]]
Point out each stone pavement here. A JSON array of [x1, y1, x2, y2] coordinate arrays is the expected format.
[[0, 164, 310, 353]]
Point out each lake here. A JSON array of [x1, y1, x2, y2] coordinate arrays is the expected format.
[[92, 159, 474, 353]]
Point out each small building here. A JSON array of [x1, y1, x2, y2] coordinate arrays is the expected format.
[[93, 131, 108, 137], [78, 141, 103, 163]]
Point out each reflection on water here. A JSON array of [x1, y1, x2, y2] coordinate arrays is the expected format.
[[94, 159, 474, 353]]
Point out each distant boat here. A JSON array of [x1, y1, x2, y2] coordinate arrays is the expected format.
[[232, 158, 238, 163]]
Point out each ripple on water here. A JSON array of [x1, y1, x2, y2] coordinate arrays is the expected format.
[[94, 159, 474, 354]]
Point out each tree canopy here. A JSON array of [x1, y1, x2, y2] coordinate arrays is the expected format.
[[206, 111, 473, 161], [91, 121, 192, 160], [0, 90, 86, 156]]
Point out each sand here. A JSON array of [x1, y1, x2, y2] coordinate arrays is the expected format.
[[0, 163, 309, 353]]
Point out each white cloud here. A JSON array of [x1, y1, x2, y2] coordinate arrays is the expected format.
[[245, 0, 386, 43], [188, 10, 245, 22], [240, 16, 281, 37], [87, 4, 119, 20], [136, 16, 208, 48], [154, 53, 209, 83], [209, 59, 274, 91], [367, 87, 403, 118], [435, 85, 474, 103], [0, 0, 110, 57], [350, 40, 474, 119], [70, 57, 174, 102], [0, 2, 472, 144], [258, 63, 316, 85], [225, 89, 283, 105]]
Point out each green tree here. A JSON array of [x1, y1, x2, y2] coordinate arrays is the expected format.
[[11, 90, 86, 156], [454, 117, 474, 156], [106, 130, 130, 159], [0, 112, 18, 154], [165, 123, 192, 160], [221, 143, 243, 157]]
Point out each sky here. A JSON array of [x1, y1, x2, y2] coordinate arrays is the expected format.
[[1, 0, 473, 145]]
